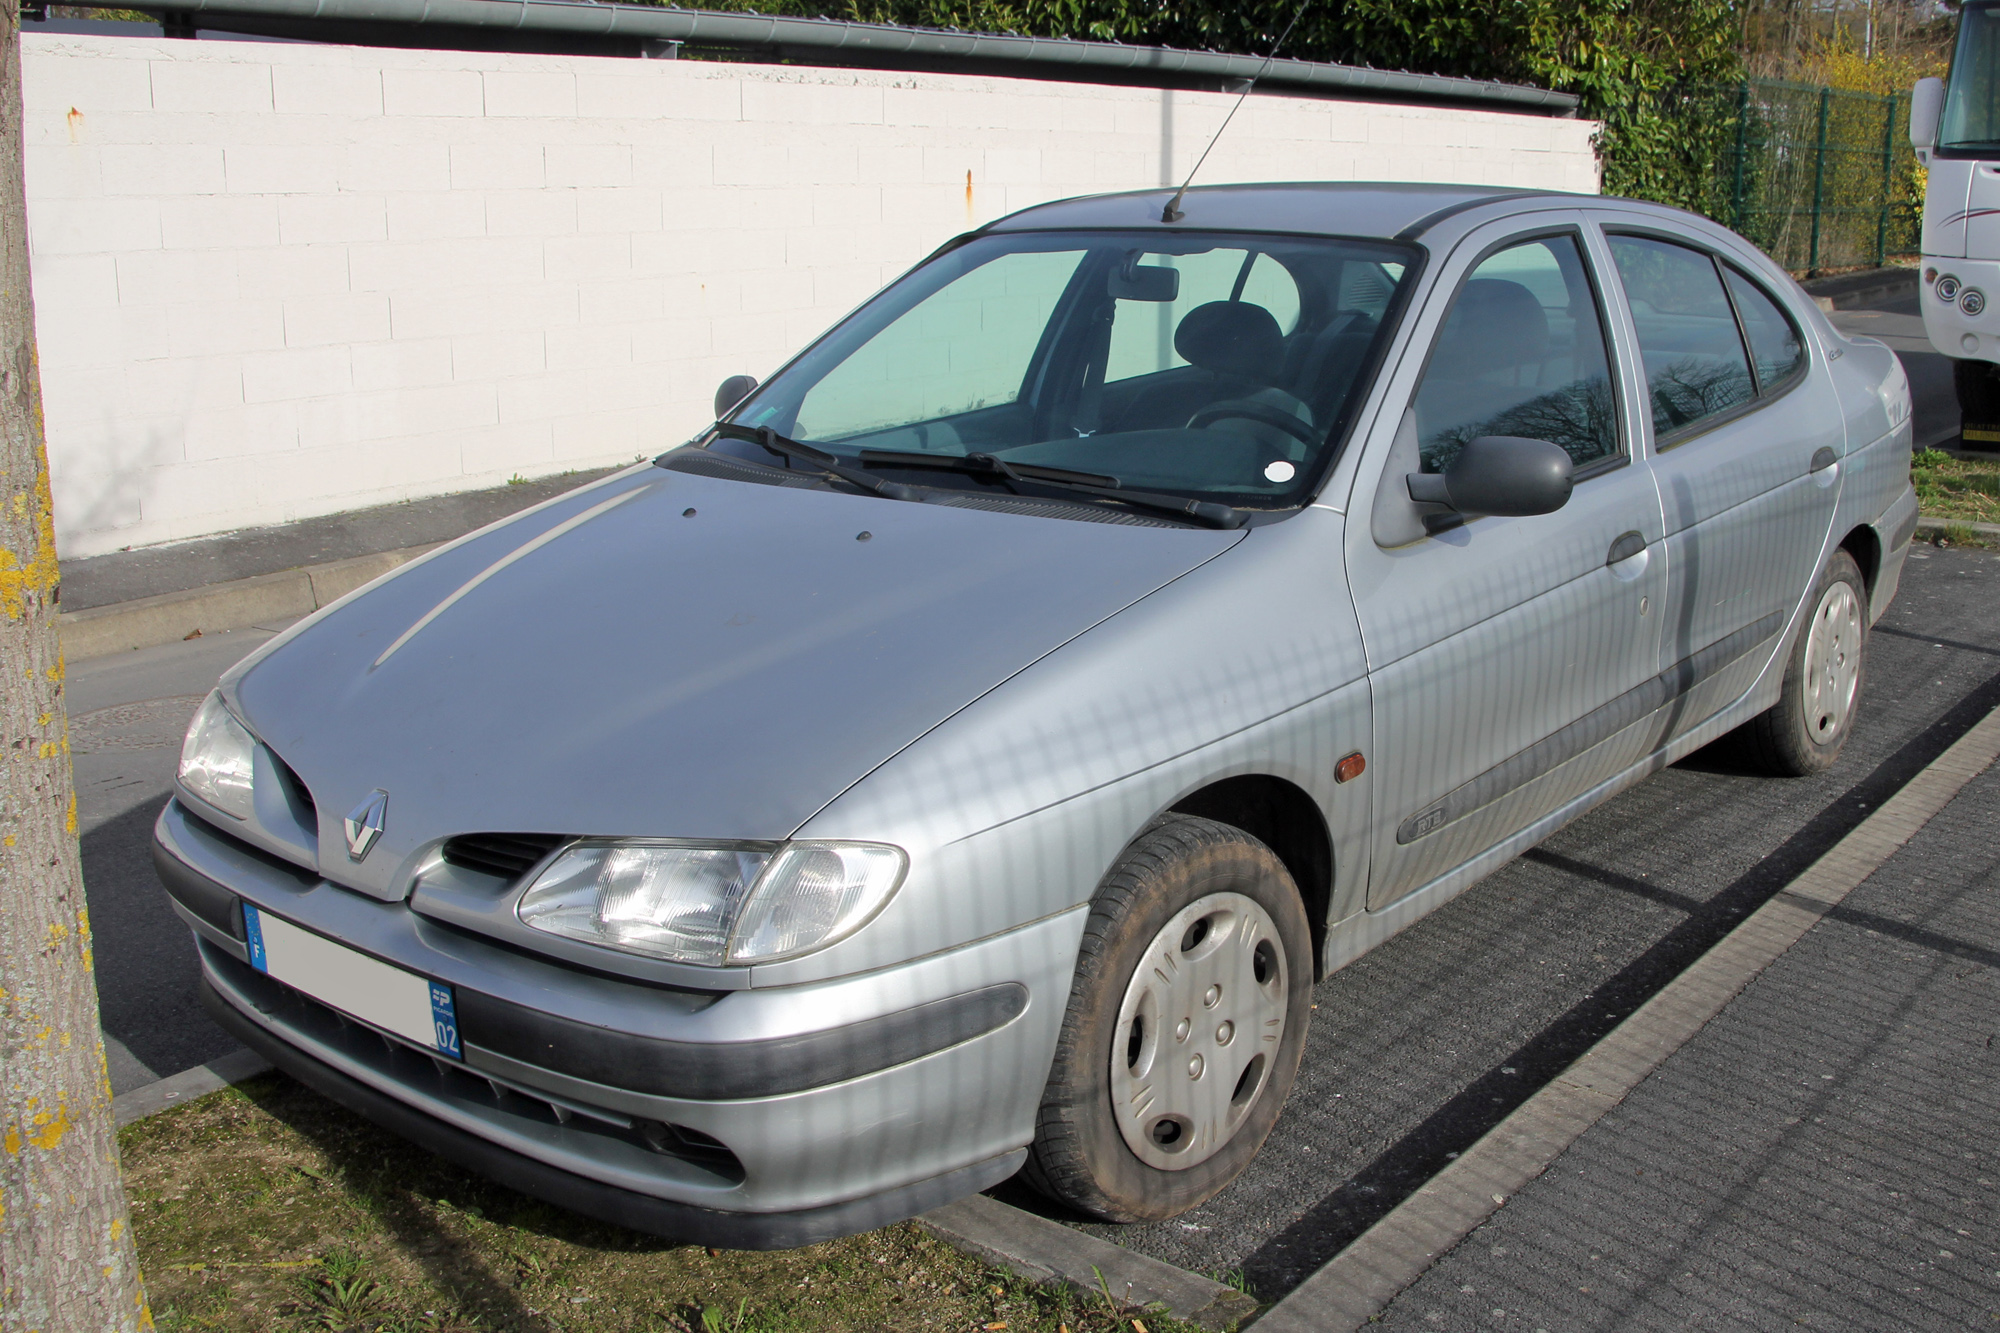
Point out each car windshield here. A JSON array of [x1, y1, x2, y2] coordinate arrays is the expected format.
[[1941, 2, 2000, 153], [711, 229, 1416, 510]]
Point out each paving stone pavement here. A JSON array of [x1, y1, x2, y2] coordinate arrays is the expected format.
[[1367, 760, 2000, 1332], [1009, 546, 2000, 1289]]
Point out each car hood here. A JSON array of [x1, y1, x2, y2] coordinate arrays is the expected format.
[[227, 467, 1242, 896]]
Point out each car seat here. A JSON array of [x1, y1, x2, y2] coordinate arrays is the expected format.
[[1164, 301, 1318, 457]]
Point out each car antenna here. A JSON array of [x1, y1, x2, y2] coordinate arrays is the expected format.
[[1161, 0, 1315, 224]]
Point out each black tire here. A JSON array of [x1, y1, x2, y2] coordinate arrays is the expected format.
[[1022, 815, 1313, 1222], [1954, 358, 2000, 426], [1738, 549, 1867, 776]]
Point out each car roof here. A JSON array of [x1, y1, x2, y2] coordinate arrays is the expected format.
[[981, 182, 1590, 243]]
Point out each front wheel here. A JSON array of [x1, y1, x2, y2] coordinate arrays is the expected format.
[[1738, 549, 1867, 776], [1022, 815, 1313, 1222]]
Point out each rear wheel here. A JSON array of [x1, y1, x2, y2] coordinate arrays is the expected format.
[[1739, 550, 1866, 776], [1023, 815, 1312, 1221]]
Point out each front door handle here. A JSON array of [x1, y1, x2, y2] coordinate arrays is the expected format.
[[1606, 530, 1647, 565], [1810, 446, 1838, 473], [1606, 530, 1649, 583]]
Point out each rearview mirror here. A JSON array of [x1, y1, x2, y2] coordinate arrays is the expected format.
[[1912, 77, 1944, 161], [714, 374, 759, 419], [1109, 263, 1180, 302], [1406, 435, 1573, 517]]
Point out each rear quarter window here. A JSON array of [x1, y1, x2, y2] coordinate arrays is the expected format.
[[1723, 267, 1809, 390]]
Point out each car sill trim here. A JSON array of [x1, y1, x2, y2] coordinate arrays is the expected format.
[[1397, 611, 1785, 844]]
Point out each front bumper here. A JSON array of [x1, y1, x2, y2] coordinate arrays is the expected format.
[[200, 973, 1023, 1249], [156, 798, 1081, 1242]]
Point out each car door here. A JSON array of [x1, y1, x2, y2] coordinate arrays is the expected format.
[[1591, 222, 1844, 733], [1345, 218, 1667, 913]]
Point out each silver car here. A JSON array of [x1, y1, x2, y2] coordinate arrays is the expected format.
[[156, 182, 1918, 1246]]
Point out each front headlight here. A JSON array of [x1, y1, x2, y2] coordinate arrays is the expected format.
[[179, 691, 256, 820], [516, 839, 907, 966]]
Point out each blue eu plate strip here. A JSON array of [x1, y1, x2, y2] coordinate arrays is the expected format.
[[243, 901, 268, 973], [429, 982, 461, 1059]]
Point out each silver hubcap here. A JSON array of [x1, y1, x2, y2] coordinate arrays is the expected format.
[[1111, 892, 1288, 1171], [1802, 578, 1862, 744]]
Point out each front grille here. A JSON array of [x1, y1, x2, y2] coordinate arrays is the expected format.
[[178, 804, 320, 890], [267, 747, 317, 825], [440, 833, 568, 882]]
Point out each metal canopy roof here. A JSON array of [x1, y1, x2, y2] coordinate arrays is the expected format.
[[117, 0, 1580, 114]]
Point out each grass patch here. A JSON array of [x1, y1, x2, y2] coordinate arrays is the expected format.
[[122, 1074, 1236, 1333], [1912, 449, 2000, 526]]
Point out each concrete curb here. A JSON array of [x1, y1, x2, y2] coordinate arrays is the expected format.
[[1249, 704, 2000, 1332], [59, 544, 436, 661], [1804, 266, 1917, 312], [1915, 515, 2000, 544], [112, 1048, 274, 1130], [918, 1193, 1258, 1330]]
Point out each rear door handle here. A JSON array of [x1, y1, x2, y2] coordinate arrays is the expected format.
[[1810, 446, 1838, 473]]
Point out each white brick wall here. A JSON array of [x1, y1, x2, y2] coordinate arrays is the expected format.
[[24, 33, 1601, 559]]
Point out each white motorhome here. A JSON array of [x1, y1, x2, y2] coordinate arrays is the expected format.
[[1913, 1, 2000, 433]]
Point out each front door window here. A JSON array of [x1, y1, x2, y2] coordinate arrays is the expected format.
[[1412, 234, 1621, 473]]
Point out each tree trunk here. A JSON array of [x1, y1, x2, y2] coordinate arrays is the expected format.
[[0, 9, 151, 1329]]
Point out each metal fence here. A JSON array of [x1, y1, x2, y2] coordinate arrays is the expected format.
[[1716, 79, 1922, 275]]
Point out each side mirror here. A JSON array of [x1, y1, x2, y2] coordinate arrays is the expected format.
[[714, 374, 759, 419], [1406, 435, 1573, 517], [1911, 77, 1944, 162]]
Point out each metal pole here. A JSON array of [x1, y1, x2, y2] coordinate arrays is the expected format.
[[1732, 82, 1750, 233], [1809, 85, 1831, 275], [1877, 91, 1897, 267]]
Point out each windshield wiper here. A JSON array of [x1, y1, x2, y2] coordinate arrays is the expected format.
[[859, 449, 1118, 488], [858, 448, 1244, 530], [710, 424, 922, 502]]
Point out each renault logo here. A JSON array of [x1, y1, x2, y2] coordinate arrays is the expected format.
[[344, 790, 388, 861]]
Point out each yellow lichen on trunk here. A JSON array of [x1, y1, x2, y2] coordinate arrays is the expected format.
[[0, 4, 151, 1329], [0, 462, 57, 623]]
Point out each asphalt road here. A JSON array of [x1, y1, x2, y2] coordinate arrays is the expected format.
[[71, 622, 288, 1093]]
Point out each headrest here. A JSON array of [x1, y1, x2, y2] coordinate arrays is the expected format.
[[1434, 279, 1550, 372], [1175, 301, 1284, 380]]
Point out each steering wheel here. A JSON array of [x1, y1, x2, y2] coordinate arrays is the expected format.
[[1187, 401, 1321, 451]]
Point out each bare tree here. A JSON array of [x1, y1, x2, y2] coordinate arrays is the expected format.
[[0, 6, 151, 1329]]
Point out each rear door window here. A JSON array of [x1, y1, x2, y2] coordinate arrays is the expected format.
[[1606, 235, 1757, 439]]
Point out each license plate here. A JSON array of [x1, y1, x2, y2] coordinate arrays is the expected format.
[[242, 903, 460, 1058]]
